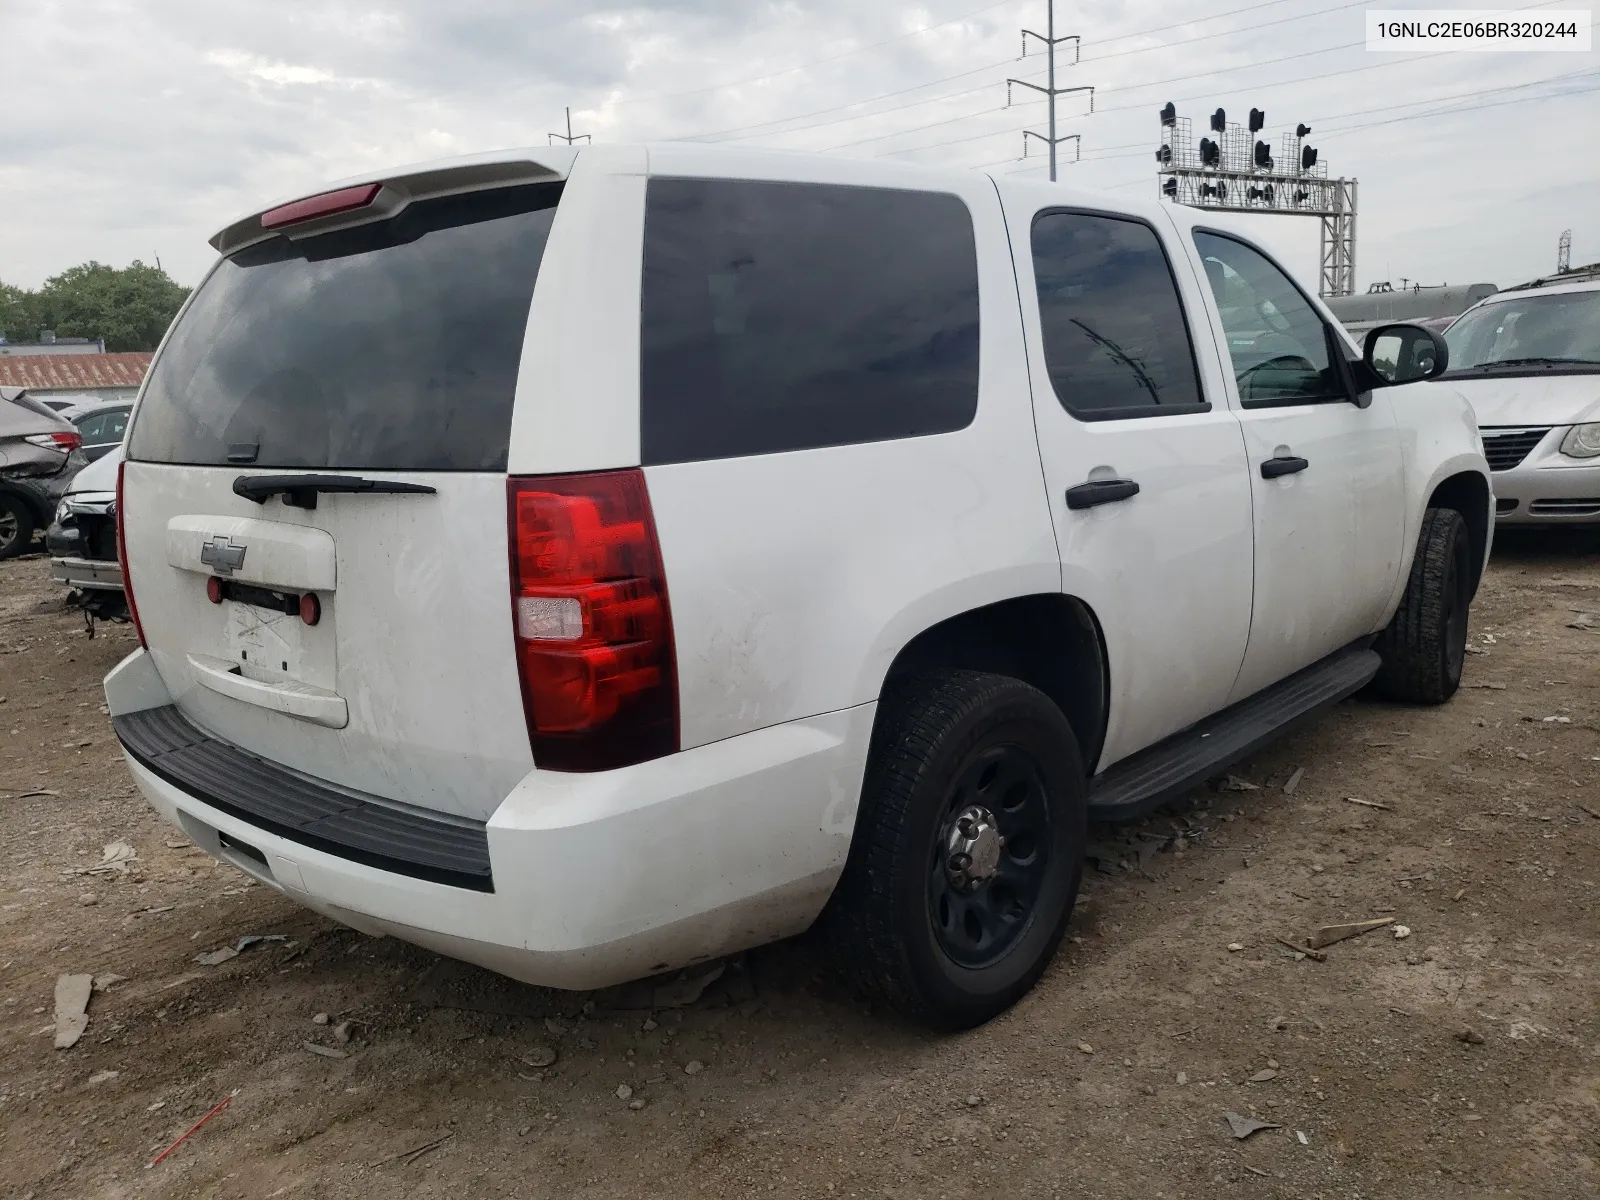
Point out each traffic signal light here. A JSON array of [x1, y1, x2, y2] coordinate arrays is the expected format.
[[1210, 108, 1226, 132], [1296, 123, 1312, 138], [1156, 145, 1173, 164], [1301, 145, 1319, 170], [1199, 137, 1220, 166], [1163, 177, 1178, 197], [1254, 140, 1273, 169], [1160, 102, 1176, 125], [1249, 108, 1265, 133]]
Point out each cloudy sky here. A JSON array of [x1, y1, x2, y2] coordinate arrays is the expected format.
[[2, 0, 1595, 294]]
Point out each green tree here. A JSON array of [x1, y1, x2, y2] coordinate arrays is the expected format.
[[2, 261, 191, 352], [0, 281, 39, 346]]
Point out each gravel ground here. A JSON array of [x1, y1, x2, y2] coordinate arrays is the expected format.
[[1, 530, 1596, 1200]]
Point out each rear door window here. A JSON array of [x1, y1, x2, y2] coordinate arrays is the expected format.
[[1031, 210, 1206, 420], [128, 183, 561, 471], [640, 177, 980, 465]]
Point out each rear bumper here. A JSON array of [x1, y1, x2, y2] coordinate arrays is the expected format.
[[49, 554, 124, 591], [105, 648, 873, 991]]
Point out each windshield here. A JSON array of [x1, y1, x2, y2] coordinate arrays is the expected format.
[[1444, 290, 1600, 372]]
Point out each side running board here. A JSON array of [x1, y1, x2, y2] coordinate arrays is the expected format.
[[1087, 641, 1380, 822]]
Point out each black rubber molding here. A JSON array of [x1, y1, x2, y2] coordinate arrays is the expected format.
[[114, 705, 493, 892]]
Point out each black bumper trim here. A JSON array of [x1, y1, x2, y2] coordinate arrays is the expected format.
[[113, 705, 494, 892]]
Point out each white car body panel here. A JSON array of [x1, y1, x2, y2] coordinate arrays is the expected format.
[[109, 143, 1495, 992]]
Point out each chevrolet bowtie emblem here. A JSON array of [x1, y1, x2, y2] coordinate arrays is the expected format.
[[200, 535, 247, 576]]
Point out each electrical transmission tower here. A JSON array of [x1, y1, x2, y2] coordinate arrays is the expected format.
[[1155, 102, 1359, 297], [1008, 0, 1093, 181], [1558, 229, 1573, 273], [549, 107, 591, 146]]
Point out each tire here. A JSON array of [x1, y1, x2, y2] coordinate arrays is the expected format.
[[0, 494, 36, 561], [1371, 506, 1472, 704], [826, 670, 1087, 1029]]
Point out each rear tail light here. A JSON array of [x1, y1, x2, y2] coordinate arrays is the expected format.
[[508, 470, 678, 771], [25, 431, 82, 451], [261, 183, 382, 230], [115, 460, 146, 648]]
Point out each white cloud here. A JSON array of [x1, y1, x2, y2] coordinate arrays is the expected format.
[[0, 0, 1593, 291]]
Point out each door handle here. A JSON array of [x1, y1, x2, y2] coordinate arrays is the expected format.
[[1065, 479, 1140, 510], [1260, 455, 1309, 479]]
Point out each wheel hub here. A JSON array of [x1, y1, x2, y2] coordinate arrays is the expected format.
[[944, 804, 1004, 890]]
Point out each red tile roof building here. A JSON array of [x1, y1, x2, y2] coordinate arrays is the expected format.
[[0, 352, 152, 395]]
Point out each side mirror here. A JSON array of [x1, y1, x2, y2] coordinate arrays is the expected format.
[[1360, 322, 1449, 388]]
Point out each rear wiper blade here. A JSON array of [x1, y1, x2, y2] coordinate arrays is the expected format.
[[233, 474, 437, 510]]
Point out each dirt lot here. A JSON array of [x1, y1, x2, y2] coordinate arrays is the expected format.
[[1, 533, 1597, 1200]]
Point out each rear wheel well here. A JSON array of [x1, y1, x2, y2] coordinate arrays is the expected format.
[[1426, 472, 1490, 595], [881, 594, 1107, 772]]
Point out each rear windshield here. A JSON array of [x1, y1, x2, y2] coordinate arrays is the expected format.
[[128, 183, 561, 471]]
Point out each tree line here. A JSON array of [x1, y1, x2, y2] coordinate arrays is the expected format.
[[0, 261, 190, 353]]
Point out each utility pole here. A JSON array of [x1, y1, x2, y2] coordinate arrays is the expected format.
[[548, 107, 591, 146], [1007, 0, 1093, 181]]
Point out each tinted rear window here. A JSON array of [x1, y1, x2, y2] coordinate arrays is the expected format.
[[128, 183, 561, 471], [641, 177, 980, 465]]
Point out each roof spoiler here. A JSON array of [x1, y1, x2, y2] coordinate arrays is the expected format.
[[209, 147, 579, 257]]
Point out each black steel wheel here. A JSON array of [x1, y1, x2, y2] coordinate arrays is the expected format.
[[0, 494, 36, 561], [827, 670, 1086, 1029]]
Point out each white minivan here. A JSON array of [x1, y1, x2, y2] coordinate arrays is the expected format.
[[108, 145, 1489, 1027]]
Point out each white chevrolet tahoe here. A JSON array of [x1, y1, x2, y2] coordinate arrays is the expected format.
[[107, 145, 1492, 1028]]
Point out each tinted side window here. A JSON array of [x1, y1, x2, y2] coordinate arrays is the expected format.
[[641, 178, 980, 465], [129, 184, 561, 470], [1193, 232, 1345, 406], [1031, 211, 1205, 419]]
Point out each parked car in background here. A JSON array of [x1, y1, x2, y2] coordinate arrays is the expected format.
[[71, 401, 132, 462], [107, 145, 1490, 1028], [1442, 276, 1600, 523], [47, 443, 125, 619], [0, 391, 86, 558]]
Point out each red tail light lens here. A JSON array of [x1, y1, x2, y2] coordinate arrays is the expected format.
[[25, 431, 82, 451], [508, 470, 678, 771], [115, 460, 146, 648], [261, 183, 382, 230]]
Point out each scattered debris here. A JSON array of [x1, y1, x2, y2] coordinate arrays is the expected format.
[[653, 964, 725, 1008], [302, 1041, 348, 1060], [1566, 613, 1596, 630], [78, 893, 98, 906], [92, 973, 127, 993], [1176, 1071, 1188, 1085], [87, 1069, 119, 1085], [641, 1017, 658, 1033], [54, 973, 92, 1049], [194, 934, 289, 966], [1245, 1165, 1270, 1177], [1542, 715, 1572, 724], [18, 789, 60, 799], [1455, 1028, 1486, 1046], [1580, 805, 1600, 822], [1283, 768, 1305, 795], [629, 1097, 646, 1110], [147, 1089, 240, 1168], [368, 1132, 454, 1169], [1221, 775, 1259, 792], [523, 1045, 558, 1069], [1464, 682, 1507, 690], [1306, 918, 1393, 950], [1076, 1042, 1094, 1055], [1452, 887, 1468, 901], [331, 1019, 357, 1046], [1248, 1069, 1279, 1083], [312, 1012, 330, 1026], [615, 1083, 633, 1101], [1344, 796, 1392, 811], [1274, 937, 1326, 963], [684, 1060, 705, 1076], [1296, 1130, 1309, 1145], [65, 840, 137, 877], [544, 1017, 567, 1037], [1227, 943, 1244, 952], [1265, 1015, 1289, 1032], [1393, 925, 1413, 940], [1223, 1111, 1281, 1140]]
